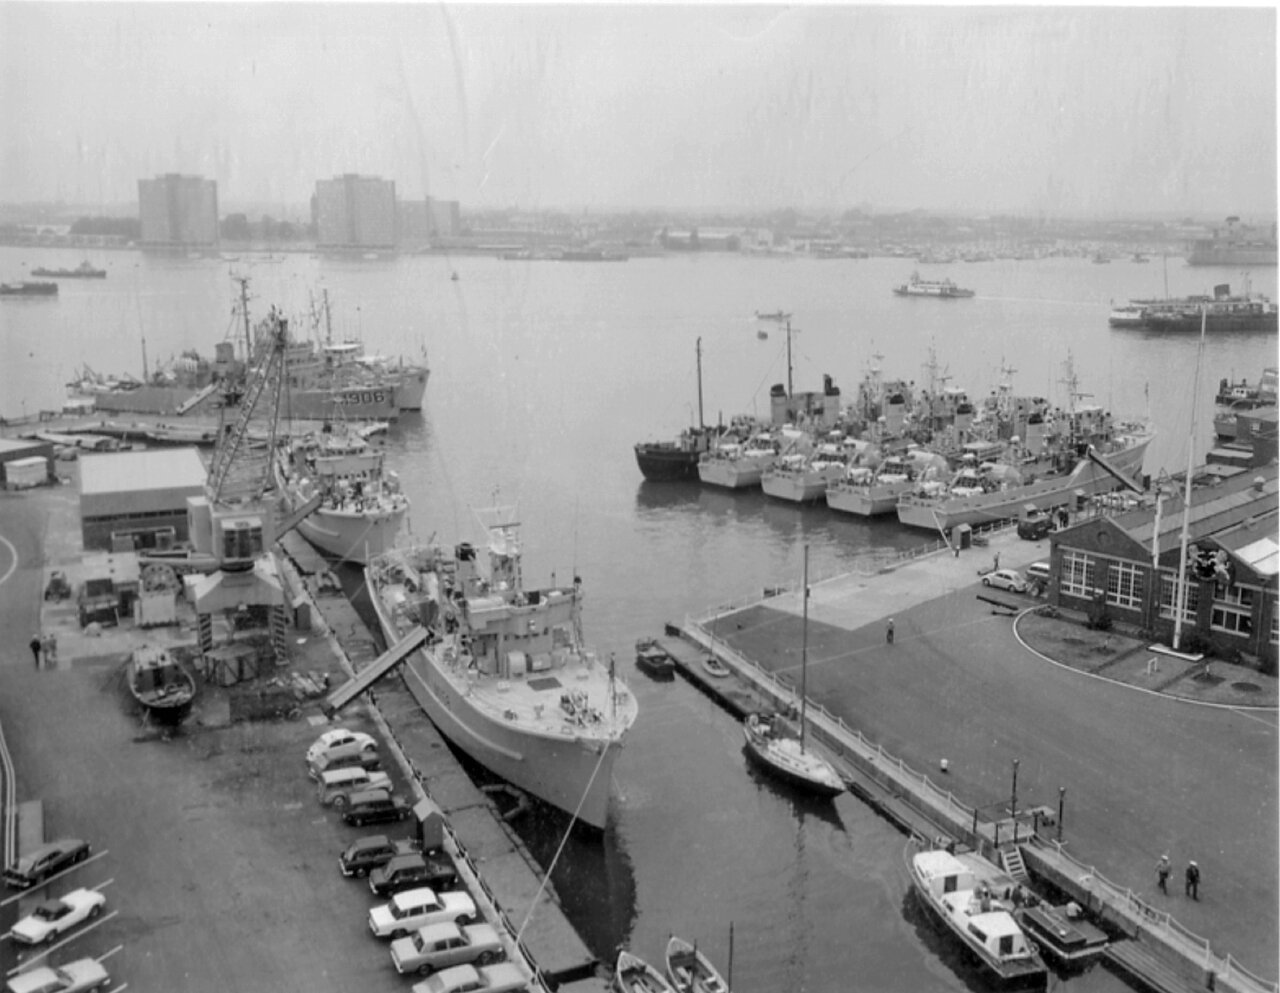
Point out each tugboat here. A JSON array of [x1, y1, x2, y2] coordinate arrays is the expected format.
[[127, 645, 196, 726], [635, 337, 718, 481]]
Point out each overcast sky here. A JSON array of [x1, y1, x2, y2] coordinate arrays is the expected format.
[[1, 3, 1275, 217]]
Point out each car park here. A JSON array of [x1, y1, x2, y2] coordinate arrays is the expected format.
[[3, 839, 92, 889], [4, 957, 110, 993], [316, 766, 391, 807], [410, 962, 529, 993], [391, 921, 505, 977], [308, 743, 383, 780], [369, 887, 478, 939], [369, 851, 459, 898], [306, 728, 377, 765], [339, 834, 422, 877], [341, 788, 413, 827], [9, 888, 106, 944], [982, 569, 1029, 593]]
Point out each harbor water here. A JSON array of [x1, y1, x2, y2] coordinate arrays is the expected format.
[[2, 246, 1275, 991]]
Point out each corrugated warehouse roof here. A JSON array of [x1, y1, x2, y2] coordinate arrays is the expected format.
[[80, 447, 207, 496]]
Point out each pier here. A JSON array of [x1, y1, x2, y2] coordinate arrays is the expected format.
[[654, 528, 1277, 993]]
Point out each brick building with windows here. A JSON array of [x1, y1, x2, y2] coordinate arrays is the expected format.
[[1046, 465, 1278, 670]]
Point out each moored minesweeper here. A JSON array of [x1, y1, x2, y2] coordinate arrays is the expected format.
[[365, 506, 638, 831]]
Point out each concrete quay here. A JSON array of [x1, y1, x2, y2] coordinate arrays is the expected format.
[[671, 528, 1278, 993]]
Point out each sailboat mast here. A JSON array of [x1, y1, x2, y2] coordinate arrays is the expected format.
[[696, 336, 705, 430], [800, 545, 809, 753], [1172, 305, 1208, 651]]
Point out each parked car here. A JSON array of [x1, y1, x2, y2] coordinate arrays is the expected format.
[[306, 728, 377, 765], [43, 571, 71, 602], [341, 789, 413, 828], [391, 921, 505, 977], [3, 838, 91, 889], [369, 851, 459, 898], [411, 962, 529, 993], [317, 766, 391, 807], [340, 834, 422, 878], [5, 957, 110, 993], [982, 569, 1029, 593], [308, 743, 383, 780], [1025, 562, 1051, 584], [369, 887, 477, 940], [9, 888, 106, 944]]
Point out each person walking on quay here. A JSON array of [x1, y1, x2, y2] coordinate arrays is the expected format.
[[42, 632, 58, 668], [1185, 860, 1200, 900], [993, 551, 1000, 572], [29, 634, 42, 669], [1156, 853, 1171, 894], [886, 618, 895, 645]]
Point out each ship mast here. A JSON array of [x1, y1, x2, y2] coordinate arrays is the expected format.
[[695, 336, 704, 431], [235, 275, 253, 361], [800, 545, 810, 754]]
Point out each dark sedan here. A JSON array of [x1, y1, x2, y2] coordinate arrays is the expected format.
[[3, 838, 91, 889], [368, 852, 459, 899]]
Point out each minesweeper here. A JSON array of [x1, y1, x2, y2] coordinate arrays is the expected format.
[[365, 506, 638, 830]]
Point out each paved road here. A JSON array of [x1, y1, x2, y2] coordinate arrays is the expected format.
[[716, 542, 1279, 980]]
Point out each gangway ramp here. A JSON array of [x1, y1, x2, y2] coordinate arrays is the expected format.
[[323, 626, 428, 716], [175, 382, 220, 415]]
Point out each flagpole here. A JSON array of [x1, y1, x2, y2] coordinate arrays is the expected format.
[[1172, 304, 1207, 651]]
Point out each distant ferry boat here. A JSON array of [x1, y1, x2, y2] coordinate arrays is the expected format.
[[30, 261, 107, 278], [1108, 284, 1277, 333], [0, 280, 58, 296], [1187, 216, 1277, 266], [892, 272, 975, 298]]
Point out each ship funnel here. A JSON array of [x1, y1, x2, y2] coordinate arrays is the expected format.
[[1024, 412, 1045, 455], [884, 392, 907, 435]]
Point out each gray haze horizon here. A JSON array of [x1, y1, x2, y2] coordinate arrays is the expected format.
[[2, 3, 1276, 219]]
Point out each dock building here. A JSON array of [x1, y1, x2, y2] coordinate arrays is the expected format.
[[313, 174, 397, 251], [1046, 464, 1279, 669], [137, 173, 220, 252], [79, 447, 207, 552]]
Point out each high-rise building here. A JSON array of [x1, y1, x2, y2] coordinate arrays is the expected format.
[[313, 174, 397, 250], [137, 174, 219, 251], [398, 197, 462, 247]]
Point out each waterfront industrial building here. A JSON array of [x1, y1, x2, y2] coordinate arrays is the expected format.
[[137, 173, 220, 251], [1048, 464, 1279, 669], [79, 447, 207, 551]]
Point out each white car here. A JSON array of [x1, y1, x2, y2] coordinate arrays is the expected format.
[[369, 887, 477, 939], [411, 962, 529, 993], [5, 957, 110, 993], [305, 728, 377, 765], [391, 921, 505, 976], [982, 569, 1028, 594], [9, 888, 106, 945]]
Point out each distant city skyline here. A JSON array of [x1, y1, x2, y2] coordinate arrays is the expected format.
[[2, 4, 1275, 218]]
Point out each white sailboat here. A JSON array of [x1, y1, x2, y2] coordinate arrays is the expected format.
[[742, 546, 845, 798]]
